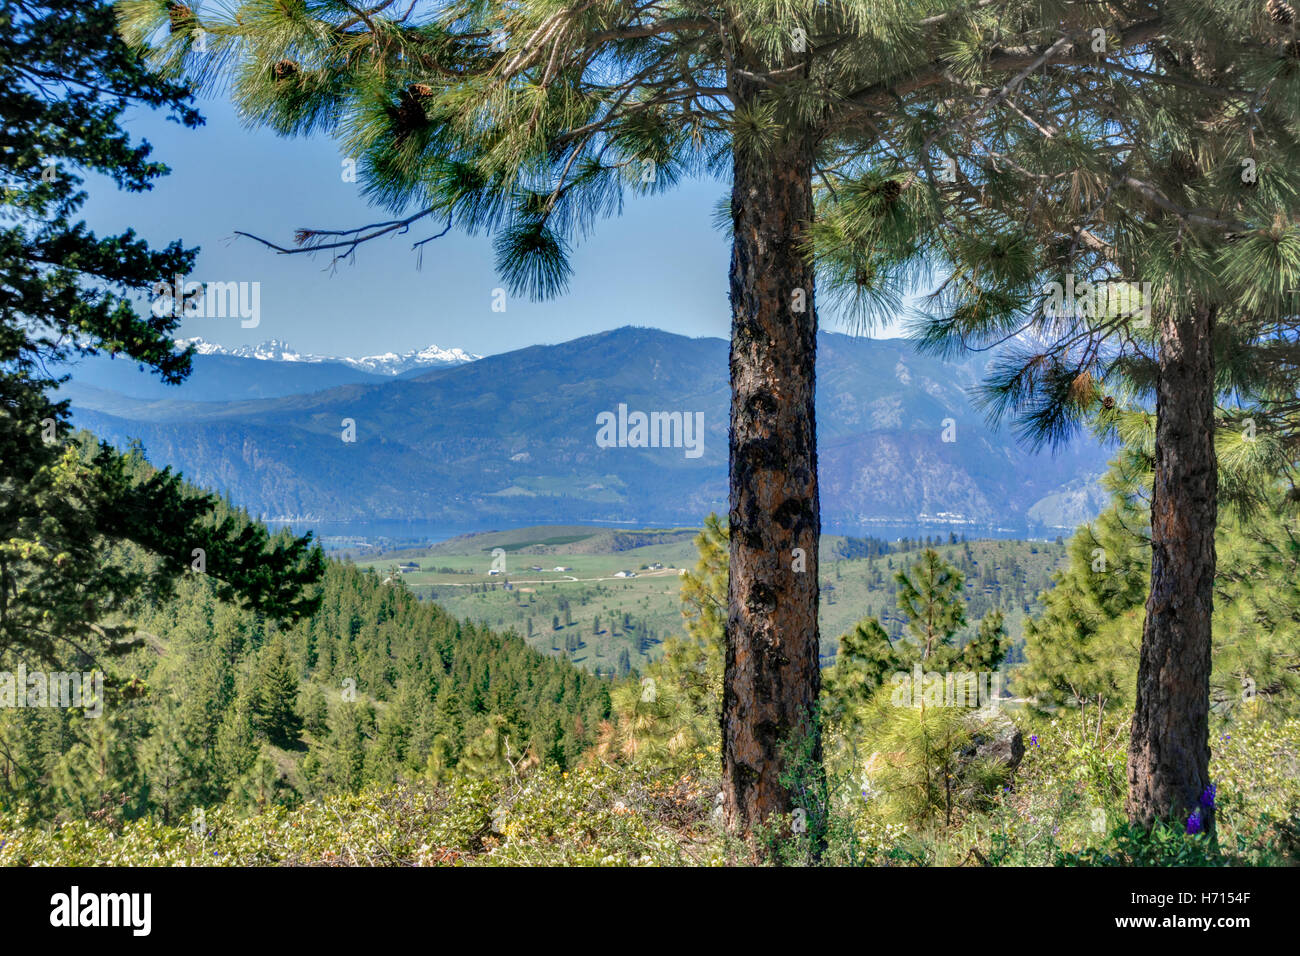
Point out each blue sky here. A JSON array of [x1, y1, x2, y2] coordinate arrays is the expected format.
[[85, 93, 903, 360]]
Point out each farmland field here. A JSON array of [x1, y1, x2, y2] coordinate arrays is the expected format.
[[353, 524, 1069, 675]]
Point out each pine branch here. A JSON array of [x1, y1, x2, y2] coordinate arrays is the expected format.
[[847, 17, 1168, 113], [232, 208, 452, 267]]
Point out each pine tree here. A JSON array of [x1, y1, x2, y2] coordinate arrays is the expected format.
[[139, 695, 198, 825], [822, 617, 901, 717], [298, 682, 329, 738], [50, 716, 138, 822], [679, 513, 728, 652], [873, 7, 1300, 832], [231, 747, 291, 812], [1023, 437, 1300, 731], [459, 713, 512, 780], [960, 610, 1009, 676], [254, 638, 303, 748], [1, 2, 324, 669], [423, 735, 456, 786], [856, 688, 990, 829], [213, 692, 258, 795], [1021, 451, 1152, 727], [895, 549, 966, 665], [322, 702, 369, 793]]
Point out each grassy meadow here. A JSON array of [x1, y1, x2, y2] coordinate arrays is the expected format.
[[353, 525, 1070, 675]]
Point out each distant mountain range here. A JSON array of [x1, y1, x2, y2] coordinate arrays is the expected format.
[[59, 327, 1112, 535], [177, 337, 480, 375], [56, 338, 478, 403]]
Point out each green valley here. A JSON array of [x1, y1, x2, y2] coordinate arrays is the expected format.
[[354, 524, 1069, 676]]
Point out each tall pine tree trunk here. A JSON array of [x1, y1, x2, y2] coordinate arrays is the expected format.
[[721, 91, 822, 838], [1126, 302, 1217, 831]]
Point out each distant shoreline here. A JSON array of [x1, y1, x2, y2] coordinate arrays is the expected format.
[[263, 517, 1070, 550]]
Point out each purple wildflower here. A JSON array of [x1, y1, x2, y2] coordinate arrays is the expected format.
[[1186, 811, 1203, 835], [1029, 735, 1039, 748], [1199, 785, 1216, 810]]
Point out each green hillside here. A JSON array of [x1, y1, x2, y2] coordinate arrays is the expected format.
[[357, 525, 1069, 675], [0, 550, 611, 827]]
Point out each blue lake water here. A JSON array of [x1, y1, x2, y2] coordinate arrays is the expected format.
[[265, 516, 1058, 549]]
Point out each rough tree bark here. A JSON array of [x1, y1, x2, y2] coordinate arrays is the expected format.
[[721, 82, 822, 840], [1126, 302, 1218, 832]]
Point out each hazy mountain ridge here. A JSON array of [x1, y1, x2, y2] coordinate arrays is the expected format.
[[175, 337, 480, 374], [65, 327, 1112, 533]]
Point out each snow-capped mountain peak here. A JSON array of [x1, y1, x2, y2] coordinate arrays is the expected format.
[[175, 338, 480, 375]]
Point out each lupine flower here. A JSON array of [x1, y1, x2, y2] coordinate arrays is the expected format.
[[1199, 785, 1216, 810], [1029, 735, 1039, 748], [1186, 811, 1203, 835]]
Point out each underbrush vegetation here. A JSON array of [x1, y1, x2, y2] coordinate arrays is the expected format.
[[4, 711, 1294, 867], [4, 495, 1297, 867]]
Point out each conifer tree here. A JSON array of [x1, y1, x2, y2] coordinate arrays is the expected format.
[[254, 637, 303, 748], [607, 516, 727, 763], [1, 3, 324, 671], [424, 735, 456, 785], [822, 616, 900, 717], [139, 695, 198, 824], [232, 747, 291, 811], [895, 549, 966, 664], [213, 692, 259, 794], [459, 713, 513, 780], [323, 701, 369, 792], [857, 4, 1300, 831], [960, 609, 1009, 676], [1021, 451, 1152, 726], [1024, 426, 1300, 729], [50, 716, 138, 821], [299, 682, 330, 737], [856, 688, 990, 828]]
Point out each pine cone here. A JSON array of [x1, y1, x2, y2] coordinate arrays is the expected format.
[[1049, 238, 1075, 269], [272, 59, 299, 80], [1190, 46, 1216, 76], [1269, 0, 1296, 24], [1102, 395, 1116, 410], [1170, 149, 1199, 183], [880, 179, 902, 203], [391, 90, 429, 140], [167, 2, 195, 33], [408, 83, 435, 99]]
